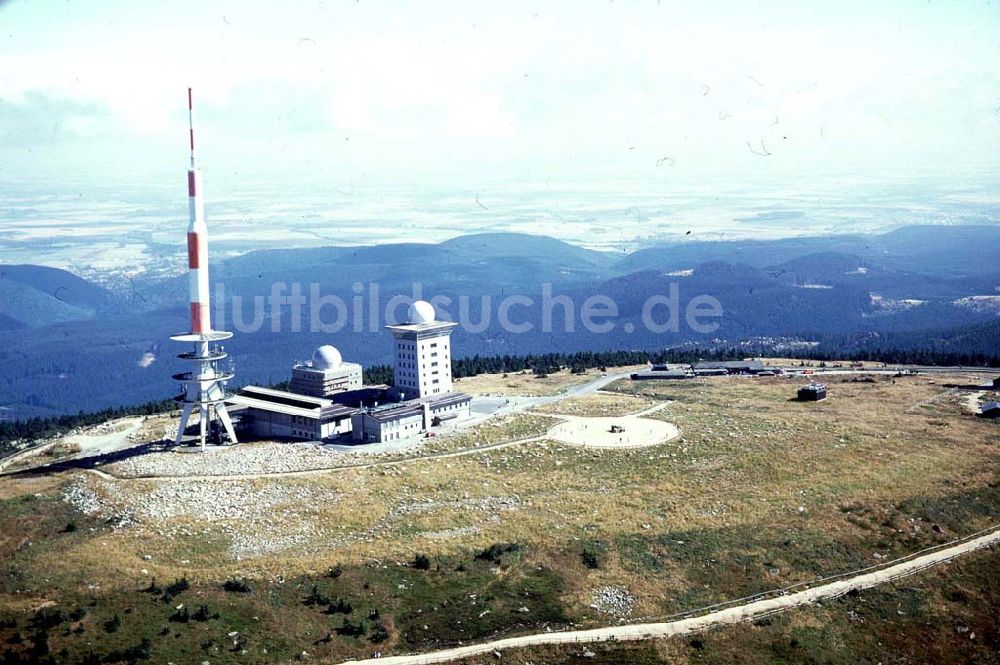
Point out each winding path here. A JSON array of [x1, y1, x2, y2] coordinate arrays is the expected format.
[[337, 526, 1000, 665]]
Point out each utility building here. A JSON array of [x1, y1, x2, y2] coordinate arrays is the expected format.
[[692, 360, 767, 375], [290, 345, 362, 397], [798, 383, 827, 401], [351, 392, 471, 443], [227, 386, 355, 440]]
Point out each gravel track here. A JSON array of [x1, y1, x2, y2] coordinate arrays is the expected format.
[[337, 526, 1000, 665]]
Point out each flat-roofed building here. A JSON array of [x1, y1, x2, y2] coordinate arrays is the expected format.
[[227, 385, 354, 440], [979, 401, 1000, 419], [290, 345, 363, 397], [351, 392, 472, 443], [692, 360, 767, 375], [631, 368, 693, 380]]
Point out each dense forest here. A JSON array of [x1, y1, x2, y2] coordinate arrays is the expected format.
[[3, 344, 996, 453]]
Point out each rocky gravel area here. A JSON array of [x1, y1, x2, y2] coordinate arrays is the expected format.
[[62, 475, 342, 559], [419, 526, 482, 540], [589, 586, 637, 619], [106, 441, 382, 478]]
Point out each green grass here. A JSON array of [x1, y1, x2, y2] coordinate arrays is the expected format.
[[2, 371, 998, 663]]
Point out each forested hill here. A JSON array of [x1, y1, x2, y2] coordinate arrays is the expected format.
[[1, 224, 998, 419]]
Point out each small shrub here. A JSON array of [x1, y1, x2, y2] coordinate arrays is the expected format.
[[62, 522, 77, 533], [103, 614, 122, 633], [30, 608, 66, 631], [475, 542, 522, 564], [128, 637, 152, 661], [105, 638, 152, 663], [327, 565, 343, 579], [192, 605, 213, 622], [946, 589, 969, 604], [223, 578, 253, 593], [162, 577, 190, 602], [326, 598, 353, 615], [581, 545, 603, 570], [304, 585, 330, 607], [69, 608, 87, 622], [413, 554, 431, 570], [370, 622, 390, 643], [169, 607, 190, 623], [337, 619, 367, 637], [164, 577, 190, 596]]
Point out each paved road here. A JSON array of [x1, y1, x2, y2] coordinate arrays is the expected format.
[[337, 526, 1000, 665]]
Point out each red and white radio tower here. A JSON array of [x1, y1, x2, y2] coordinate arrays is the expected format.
[[169, 88, 238, 449]]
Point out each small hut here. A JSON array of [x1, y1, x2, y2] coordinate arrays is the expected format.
[[797, 383, 827, 401]]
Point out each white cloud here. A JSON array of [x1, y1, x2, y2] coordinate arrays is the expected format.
[[0, 0, 996, 180]]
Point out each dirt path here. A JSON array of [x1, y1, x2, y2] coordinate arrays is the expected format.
[[906, 387, 958, 413], [0, 418, 143, 474], [337, 526, 1000, 665], [963, 390, 985, 414]]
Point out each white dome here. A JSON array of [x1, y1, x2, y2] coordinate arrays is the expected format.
[[312, 345, 342, 370], [408, 300, 436, 324]]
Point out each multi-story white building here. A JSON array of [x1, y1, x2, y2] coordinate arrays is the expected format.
[[228, 301, 471, 445], [289, 345, 363, 397], [386, 300, 457, 399]]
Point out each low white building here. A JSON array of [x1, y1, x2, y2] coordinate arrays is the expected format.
[[290, 345, 362, 397], [227, 302, 472, 445], [351, 392, 472, 443], [227, 385, 354, 440]]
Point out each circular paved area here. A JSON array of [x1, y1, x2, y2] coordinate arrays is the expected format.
[[545, 405, 680, 449]]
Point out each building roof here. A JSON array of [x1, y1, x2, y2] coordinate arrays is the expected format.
[[293, 358, 362, 375], [361, 392, 472, 423], [799, 382, 827, 392], [692, 360, 767, 371], [228, 385, 354, 420], [632, 369, 691, 379], [385, 319, 458, 335], [329, 385, 391, 407]]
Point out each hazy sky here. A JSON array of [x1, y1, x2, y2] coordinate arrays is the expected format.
[[1, 0, 998, 188]]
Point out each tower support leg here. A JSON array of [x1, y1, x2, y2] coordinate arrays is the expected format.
[[199, 405, 208, 449], [176, 402, 194, 446], [216, 402, 238, 444]]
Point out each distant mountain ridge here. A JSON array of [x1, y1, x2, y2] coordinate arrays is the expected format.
[[0, 264, 120, 328], [1, 224, 998, 419], [619, 225, 1000, 278]]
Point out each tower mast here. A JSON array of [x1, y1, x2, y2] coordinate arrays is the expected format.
[[170, 88, 238, 449]]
